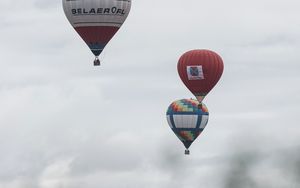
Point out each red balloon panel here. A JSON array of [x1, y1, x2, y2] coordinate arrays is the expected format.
[[177, 49, 224, 99]]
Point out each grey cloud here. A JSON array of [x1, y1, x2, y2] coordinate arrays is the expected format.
[[224, 152, 259, 188], [222, 146, 300, 188], [239, 34, 300, 48], [34, 0, 60, 9]]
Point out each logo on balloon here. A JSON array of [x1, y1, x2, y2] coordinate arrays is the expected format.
[[187, 66, 204, 80], [71, 7, 126, 15]]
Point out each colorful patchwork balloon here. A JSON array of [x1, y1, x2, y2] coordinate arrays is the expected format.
[[166, 99, 209, 155]]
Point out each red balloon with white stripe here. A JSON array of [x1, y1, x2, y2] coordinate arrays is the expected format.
[[177, 49, 224, 102], [63, 0, 131, 66]]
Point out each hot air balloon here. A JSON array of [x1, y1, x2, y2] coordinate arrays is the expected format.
[[177, 49, 224, 103], [63, 0, 131, 66], [166, 99, 209, 155]]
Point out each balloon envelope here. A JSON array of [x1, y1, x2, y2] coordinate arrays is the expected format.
[[177, 49, 224, 102], [166, 99, 209, 150], [63, 0, 131, 58]]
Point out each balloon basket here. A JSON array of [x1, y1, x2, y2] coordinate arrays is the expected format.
[[94, 57, 100, 66], [185, 149, 190, 155]]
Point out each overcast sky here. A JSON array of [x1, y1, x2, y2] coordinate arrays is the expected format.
[[0, 0, 300, 187]]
